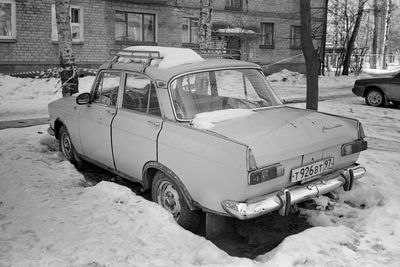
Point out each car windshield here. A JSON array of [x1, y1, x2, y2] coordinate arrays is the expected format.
[[169, 68, 281, 120]]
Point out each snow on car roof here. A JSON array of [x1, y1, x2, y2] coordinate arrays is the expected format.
[[101, 46, 261, 82]]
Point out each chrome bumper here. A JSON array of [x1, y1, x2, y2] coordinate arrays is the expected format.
[[221, 165, 366, 220]]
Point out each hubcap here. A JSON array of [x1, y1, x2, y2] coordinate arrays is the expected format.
[[368, 92, 382, 105], [61, 133, 72, 159], [157, 181, 181, 219]]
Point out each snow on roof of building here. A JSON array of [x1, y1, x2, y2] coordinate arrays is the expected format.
[[121, 46, 204, 69], [215, 27, 258, 34]]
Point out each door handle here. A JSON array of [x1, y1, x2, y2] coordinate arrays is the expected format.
[[148, 120, 160, 127], [107, 109, 116, 115]]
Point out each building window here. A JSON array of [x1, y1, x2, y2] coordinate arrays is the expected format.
[[115, 11, 156, 43], [260, 23, 274, 49], [51, 5, 84, 43], [182, 17, 199, 45], [290, 25, 301, 49], [225, 0, 242, 10], [0, 0, 16, 40]]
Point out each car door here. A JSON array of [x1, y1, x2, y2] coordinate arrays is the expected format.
[[78, 70, 121, 169], [389, 73, 400, 101], [112, 72, 163, 180]]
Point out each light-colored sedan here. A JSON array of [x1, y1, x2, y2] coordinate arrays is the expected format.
[[48, 46, 367, 231]]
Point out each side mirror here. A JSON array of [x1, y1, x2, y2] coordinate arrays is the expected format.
[[76, 92, 91, 105]]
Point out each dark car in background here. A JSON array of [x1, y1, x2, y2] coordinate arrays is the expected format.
[[352, 72, 400, 107]]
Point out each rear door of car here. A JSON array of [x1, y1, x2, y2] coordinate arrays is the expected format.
[[111, 71, 163, 180], [389, 74, 400, 101], [78, 70, 121, 169]]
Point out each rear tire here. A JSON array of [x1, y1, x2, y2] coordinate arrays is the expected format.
[[151, 171, 200, 231], [365, 89, 385, 107], [58, 125, 85, 170]]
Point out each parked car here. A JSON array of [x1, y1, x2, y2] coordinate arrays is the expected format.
[[352, 72, 400, 106], [48, 46, 367, 231]]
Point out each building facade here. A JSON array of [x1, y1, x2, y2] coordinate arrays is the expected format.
[[0, 0, 326, 74]]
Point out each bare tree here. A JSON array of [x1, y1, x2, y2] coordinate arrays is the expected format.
[[382, 0, 392, 69], [300, 0, 320, 110], [371, 0, 380, 68], [55, 0, 78, 97], [342, 0, 366, 75], [199, 0, 213, 49]]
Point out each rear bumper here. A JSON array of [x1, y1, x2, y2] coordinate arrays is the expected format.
[[221, 165, 366, 220]]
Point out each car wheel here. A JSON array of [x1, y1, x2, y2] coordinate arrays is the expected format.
[[365, 89, 385, 107], [151, 171, 200, 231], [59, 125, 85, 170]]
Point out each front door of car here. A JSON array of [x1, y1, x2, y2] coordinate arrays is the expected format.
[[112, 72, 163, 180], [78, 71, 121, 169], [389, 74, 400, 101]]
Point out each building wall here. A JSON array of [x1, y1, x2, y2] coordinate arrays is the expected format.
[[0, 0, 326, 74]]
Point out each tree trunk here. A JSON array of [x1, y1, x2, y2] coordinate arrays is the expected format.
[[199, 0, 212, 49], [382, 0, 392, 69], [371, 0, 379, 69], [300, 0, 320, 111], [319, 0, 329, 75], [342, 0, 364, 75], [55, 0, 78, 97]]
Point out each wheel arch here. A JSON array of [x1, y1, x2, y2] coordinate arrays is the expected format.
[[54, 118, 66, 139], [142, 161, 197, 211], [364, 85, 385, 98]]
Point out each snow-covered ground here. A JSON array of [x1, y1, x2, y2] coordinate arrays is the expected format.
[[0, 75, 94, 121], [1, 71, 400, 266], [267, 69, 374, 101]]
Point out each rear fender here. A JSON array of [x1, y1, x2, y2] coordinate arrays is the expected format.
[[142, 161, 197, 211]]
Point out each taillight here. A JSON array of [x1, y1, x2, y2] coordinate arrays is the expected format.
[[248, 164, 285, 185], [341, 140, 368, 156], [358, 121, 366, 140], [247, 148, 257, 171]]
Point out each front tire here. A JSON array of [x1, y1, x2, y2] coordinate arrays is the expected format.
[[365, 89, 385, 107], [151, 171, 200, 231], [59, 125, 85, 170]]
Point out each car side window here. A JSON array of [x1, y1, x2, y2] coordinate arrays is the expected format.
[[92, 72, 121, 107], [123, 73, 161, 116]]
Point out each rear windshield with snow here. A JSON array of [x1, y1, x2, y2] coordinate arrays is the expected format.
[[169, 68, 281, 120]]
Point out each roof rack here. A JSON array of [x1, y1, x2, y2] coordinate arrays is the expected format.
[[193, 48, 241, 60], [108, 49, 164, 71]]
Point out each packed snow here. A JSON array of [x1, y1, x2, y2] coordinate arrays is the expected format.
[[191, 109, 254, 130], [1, 70, 400, 266]]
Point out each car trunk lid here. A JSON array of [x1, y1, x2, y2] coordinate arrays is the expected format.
[[207, 106, 358, 167]]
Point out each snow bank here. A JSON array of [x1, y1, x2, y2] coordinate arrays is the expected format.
[[0, 74, 94, 121], [191, 109, 254, 130], [267, 69, 304, 83], [123, 46, 204, 69], [256, 226, 360, 266], [0, 125, 256, 266]]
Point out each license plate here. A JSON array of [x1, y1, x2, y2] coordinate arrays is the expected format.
[[291, 158, 334, 183]]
